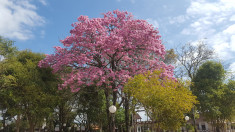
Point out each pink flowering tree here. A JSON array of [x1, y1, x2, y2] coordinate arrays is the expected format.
[[39, 10, 174, 131]]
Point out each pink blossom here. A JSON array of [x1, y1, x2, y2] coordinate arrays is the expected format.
[[39, 10, 175, 92]]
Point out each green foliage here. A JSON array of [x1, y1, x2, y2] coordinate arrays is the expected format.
[[0, 36, 17, 57], [115, 107, 125, 129], [191, 61, 225, 114], [186, 124, 194, 131], [76, 86, 107, 130], [124, 70, 197, 130], [192, 61, 235, 130], [192, 61, 225, 90], [163, 49, 177, 65], [0, 50, 59, 131], [222, 80, 235, 121], [0, 37, 116, 131]]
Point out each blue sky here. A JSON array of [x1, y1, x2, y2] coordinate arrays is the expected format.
[[0, 0, 235, 72]]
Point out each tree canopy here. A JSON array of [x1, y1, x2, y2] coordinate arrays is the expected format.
[[191, 61, 235, 132], [124, 70, 197, 130], [0, 36, 17, 58], [39, 10, 175, 92], [0, 50, 59, 132], [39, 10, 175, 131]]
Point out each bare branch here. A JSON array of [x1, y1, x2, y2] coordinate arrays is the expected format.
[[176, 40, 214, 80]]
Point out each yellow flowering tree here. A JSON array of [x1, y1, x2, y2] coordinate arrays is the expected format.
[[124, 70, 197, 130]]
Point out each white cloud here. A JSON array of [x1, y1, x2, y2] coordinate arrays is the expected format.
[[177, 0, 235, 61], [0, 0, 45, 40], [230, 15, 235, 21], [39, 0, 47, 6], [146, 18, 159, 28], [228, 62, 235, 72], [230, 35, 235, 51], [223, 24, 235, 34], [186, 1, 220, 16], [169, 15, 188, 24]]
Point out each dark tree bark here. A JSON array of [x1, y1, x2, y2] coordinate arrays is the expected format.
[[124, 96, 130, 132], [104, 88, 111, 132], [15, 114, 21, 132]]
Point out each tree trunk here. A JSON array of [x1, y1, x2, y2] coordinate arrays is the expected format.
[[216, 126, 220, 132], [111, 89, 117, 132], [192, 107, 197, 132], [29, 121, 35, 132], [15, 114, 21, 132], [2, 113, 6, 130], [99, 122, 103, 132], [111, 113, 116, 132], [104, 80, 117, 132], [59, 104, 65, 132], [124, 96, 130, 132], [104, 88, 111, 132]]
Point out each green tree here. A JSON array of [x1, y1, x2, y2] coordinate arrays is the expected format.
[[54, 89, 77, 132], [0, 50, 59, 132], [163, 49, 177, 65], [225, 80, 235, 121], [191, 61, 235, 132], [0, 36, 17, 58], [75, 85, 107, 131], [0, 36, 18, 131], [124, 70, 197, 131]]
